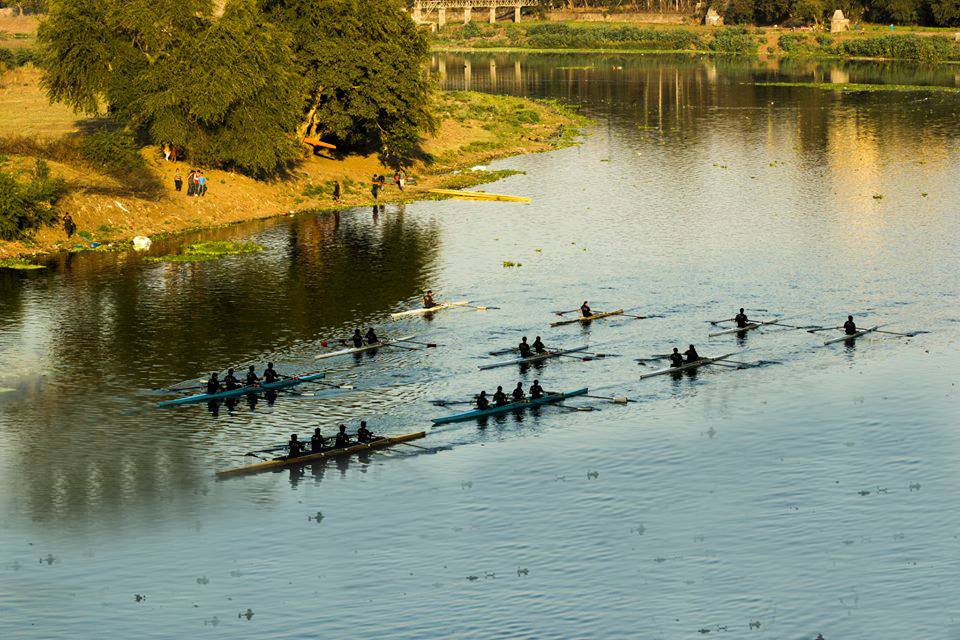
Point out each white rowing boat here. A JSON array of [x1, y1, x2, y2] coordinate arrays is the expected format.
[[708, 318, 780, 337], [550, 309, 625, 328], [390, 300, 470, 319], [478, 345, 589, 370], [638, 353, 737, 379], [315, 335, 416, 360], [823, 326, 879, 345]]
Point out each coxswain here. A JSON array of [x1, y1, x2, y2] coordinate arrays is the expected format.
[[334, 424, 350, 448], [205, 372, 221, 395], [365, 327, 380, 344], [352, 329, 364, 348], [530, 380, 545, 399], [734, 308, 749, 328], [532, 336, 547, 354], [492, 385, 508, 406], [245, 365, 260, 386], [357, 420, 375, 443], [843, 315, 857, 335], [512, 382, 525, 401], [518, 337, 532, 358], [669, 348, 684, 368], [263, 362, 280, 384], [580, 300, 593, 318], [683, 345, 701, 364], [476, 390, 490, 410], [423, 289, 437, 309], [287, 434, 303, 458], [223, 368, 240, 391], [310, 428, 327, 453]]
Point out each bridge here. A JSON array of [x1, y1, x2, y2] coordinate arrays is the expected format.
[[412, 0, 544, 27]]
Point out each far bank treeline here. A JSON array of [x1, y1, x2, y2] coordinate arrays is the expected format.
[[37, 0, 434, 176]]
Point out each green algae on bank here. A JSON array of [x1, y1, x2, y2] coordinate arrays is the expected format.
[[146, 240, 264, 263], [753, 81, 960, 93], [0, 258, 45, 270]]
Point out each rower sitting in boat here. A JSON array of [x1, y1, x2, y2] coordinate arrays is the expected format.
[[530, 380, 544, 399], [310, 428, 327, 453], [476, 390, 490, 410], [844, 315, 857, 335], [580, 300, 593, 318], [734, 308, 749, 328], [351, 329, 364, 348], [245, 365, 260, 386], [423, 289, 437, 309], [492, 386, 509, 406], [683, 345, 701, 364], [287, 434, 304, 458], [512, 382, 525, 401], [518, 337, 532, 358], [669, 348, 684, 368], [357, 420, 375, 443], [365, 328, 380, 344], [206, 372, 221, 394], [532, 336, 547, 354], [223, 368, 240, 391], [263, 363, 280, 384], [335, 424, 350, 448]]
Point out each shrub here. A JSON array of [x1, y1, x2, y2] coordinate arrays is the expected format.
[[711, 27, 758, 54], [461, 21, 483, 39], [778, 33, 812, 52], [79, 130, 146, 173], [0, 159, 69, 240], [836, 34, 958, 62], [524, 23, 702, 50]]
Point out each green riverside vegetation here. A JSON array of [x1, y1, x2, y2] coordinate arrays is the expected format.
[[754, 81, 960, 91], [145, 240, 265, 263]]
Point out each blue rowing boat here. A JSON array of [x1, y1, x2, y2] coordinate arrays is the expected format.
[[156, 373, 326, 408], [431, 387, 589, 425]]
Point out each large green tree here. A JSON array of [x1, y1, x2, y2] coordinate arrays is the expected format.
[[261, 0, 435, 167]]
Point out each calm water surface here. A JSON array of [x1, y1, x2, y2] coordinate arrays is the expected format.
[[2, 53, 959, 639]]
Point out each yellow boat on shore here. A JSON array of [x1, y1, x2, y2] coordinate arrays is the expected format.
[[428, 189, 531, 203], [216, 432, 427, 478]]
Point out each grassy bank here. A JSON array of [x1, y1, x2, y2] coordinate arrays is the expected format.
[[433, 20, 960, 63], [0, 67, 585, 260]]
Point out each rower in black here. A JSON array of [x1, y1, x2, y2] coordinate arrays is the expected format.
[[683, 345, 701, 364], [492, 385, 508, 406], [357, 420, 375, 443], [263, 362, 279, 384], [335, 424, 350, 448], [530, 380, 544, 399], [580, 300, 593, 318], [245, 365, 260, 386], [365, 328, 379, 344], [843, 315, 858, 335], [287, 434, 303, 458], [206, 372, 221, 395], [310, 428, 327, 453], [518, 337, 532, 358], [532, 336, 546, 354], [669, 348, 684, 368], [352, 329, 364, 348], [423, 289, 437, 309], [512, 382, 525, 401], [476, 390, 490, 410], [223, 368, 240, 391], [734, 308, 749, 328]]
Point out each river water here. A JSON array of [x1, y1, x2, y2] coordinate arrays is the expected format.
[[2, 53, 959, 639]]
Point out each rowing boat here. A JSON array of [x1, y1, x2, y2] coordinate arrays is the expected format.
[[431, 388, 589, 425], [216, 432, 427, 478], [708, 318, 780, 337], [157, 373, 325, 408], [315, 335, 416, 360], [638, 354, 736, 380], [427, 189, 531, 203], [823, 326, 879, 345], [390, 300, 470, 319], [550, 309, 625, 328], [478, 345, 589, 370]]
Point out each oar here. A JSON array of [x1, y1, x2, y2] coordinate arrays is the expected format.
[[556, 404, 597, 412], [807, 326, 843, 333], [473, 305, 500, 311], [395, 338, 441, 347], [584, 393, 634, 404], [706, 317, 736, 325], [745, 308, 769, 312], [394, 441, 432, 451], [553, 308, 580, 316], [276, 373, 354, 391], [625, 313, 663, 320], [874, 329, 927, 337], [430, 399, 474, 407]]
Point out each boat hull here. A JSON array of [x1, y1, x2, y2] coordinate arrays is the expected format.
[[157, 373, 326, 407], [824, 326, 879, 345], [390, 301, 469, 319], [431, 388, 589, 424], [316, 335, 416, 360], [708, 318, 779, 337], [638, 354, 736, 380], [550, 309, 625, 328], [478, 345, 589, 370], [216, 432, 427, 478]]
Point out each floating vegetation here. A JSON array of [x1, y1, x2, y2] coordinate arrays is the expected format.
[[754, 81, 960, 93], [502, 260, 522, 268], [146, 240, 264, 263], [873, 194, 884, 200], [0, 258, 45, 270]]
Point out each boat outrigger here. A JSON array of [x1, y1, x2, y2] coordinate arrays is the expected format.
[[708, 318, 781, 337], [316, 335, 416, 360], [478, 345, 589, 370], [157, 373, 325, 407], [390, 300, 470, 319], [216, 432, 427, 478], [638, 354, 736, 380], [431, 388, 589, 424], [550, 309, 624, 328]]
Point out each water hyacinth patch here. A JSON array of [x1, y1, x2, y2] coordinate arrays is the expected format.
[[146, 241, 264, 263]]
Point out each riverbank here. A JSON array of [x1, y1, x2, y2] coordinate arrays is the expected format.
[[0, 68, 584, 261]]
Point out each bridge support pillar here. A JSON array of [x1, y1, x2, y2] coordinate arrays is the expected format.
[[464, 7, 471, 23], [438, 7, 446, 27], [464, 59, 472, 89], [489, 7, 496, 23], [514, 5, 521, 22]]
